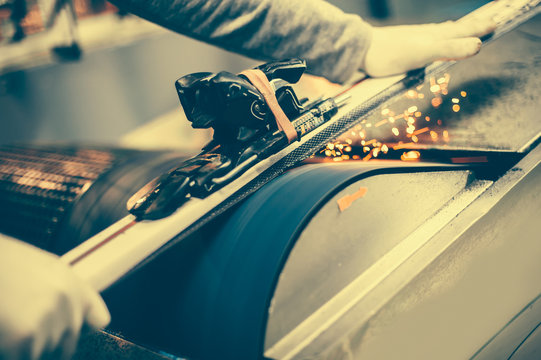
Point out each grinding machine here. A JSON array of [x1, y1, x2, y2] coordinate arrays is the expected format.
[[0, 2, 540, 359]]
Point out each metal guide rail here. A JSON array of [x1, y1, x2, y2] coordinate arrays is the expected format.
[[61, 0, 540, 293]]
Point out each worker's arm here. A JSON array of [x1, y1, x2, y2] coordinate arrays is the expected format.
[[109, 0, 496, 82], [0, 235, 110, 360], [108, 0, 372, 82]]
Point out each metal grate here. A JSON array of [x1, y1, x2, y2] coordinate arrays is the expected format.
[[0, 145, 116, 250]]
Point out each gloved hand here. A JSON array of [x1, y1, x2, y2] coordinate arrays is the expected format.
[[364, 16, 498, 77], [0, 236, 110, 360]]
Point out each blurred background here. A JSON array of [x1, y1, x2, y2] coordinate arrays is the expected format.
[[0, 0, 491, 149]]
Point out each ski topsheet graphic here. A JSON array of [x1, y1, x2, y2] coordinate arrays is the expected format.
[[62, 0, 541, 292]]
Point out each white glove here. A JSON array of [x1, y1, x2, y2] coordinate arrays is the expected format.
[[364, 16, 498, 77], [0, 236, 110, 360]]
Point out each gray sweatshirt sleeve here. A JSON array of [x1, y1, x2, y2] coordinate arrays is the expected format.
[[109, 0, 373, 83]]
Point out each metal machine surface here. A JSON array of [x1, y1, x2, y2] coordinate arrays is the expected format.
[[265, 147, 541, 360]]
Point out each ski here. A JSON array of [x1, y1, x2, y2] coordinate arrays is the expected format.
[[61, 0, 540, 292]]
